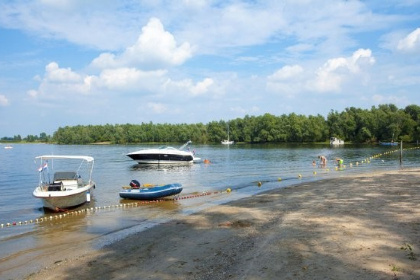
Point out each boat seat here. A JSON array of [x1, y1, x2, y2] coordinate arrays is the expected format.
[[61, 180, 79, 190], [48, 182, 63, 191]]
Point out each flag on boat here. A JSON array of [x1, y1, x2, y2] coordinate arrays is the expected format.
[[38, 162, 48, 172]]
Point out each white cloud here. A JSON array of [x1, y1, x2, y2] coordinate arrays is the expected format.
[[147, 102, 167, 114], [231, 105, 260, 114], [90, 53, 119, 69], [313, 49, 375, 92], [97, 67, 167, 91], [29, 18, 193, 99], [191, 78, 214, 96], [0, 94, 9, 106], [27, 89, 38, 98], [268, 65, 303, 81], [27, 62, 95, 100], [45, 62, 82, 83], [371, 94, 409, 105], [163, 77, 215, 97], [91, 18, 194, 70], [32, 62, 169, 98], [0, 1, 138, 50], [397, 28, 420, 52], [266, 65, 304, 98]]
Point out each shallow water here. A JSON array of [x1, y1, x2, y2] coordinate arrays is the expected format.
[[0, 143, 418, 278]]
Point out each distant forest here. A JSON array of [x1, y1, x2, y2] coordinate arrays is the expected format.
[[3, 104, 420, 145]]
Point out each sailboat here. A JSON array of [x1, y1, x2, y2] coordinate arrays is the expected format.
[[221, 124, 234, 145]]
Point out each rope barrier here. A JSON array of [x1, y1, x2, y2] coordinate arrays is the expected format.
[[2, 146, 419, 229], [0, 190, 230, 229]]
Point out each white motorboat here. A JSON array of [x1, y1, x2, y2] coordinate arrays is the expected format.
[[33, 155, 95, 211], [127, 141, 201, 164], [330, 137, 344, 145]]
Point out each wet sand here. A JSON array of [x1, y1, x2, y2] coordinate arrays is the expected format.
[[25, 169, 420, 280]]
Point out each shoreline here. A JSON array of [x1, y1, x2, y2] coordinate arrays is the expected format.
[[25, 169, 420, 280]]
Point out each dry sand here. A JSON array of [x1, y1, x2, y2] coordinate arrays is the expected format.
[[25, 169, 420, 280]]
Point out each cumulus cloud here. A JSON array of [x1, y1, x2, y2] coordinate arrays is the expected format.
[[191, 78, 214, 96], [29, 18, 193, 99], [30, 62, 93, 98], [91, 18, 194, 70], [30, 61, 169, 99], [45, 62, 82, 83], [313, 49, 375, 92], [163, 77, 215, 97], [97, 68, 167, 91], [397, 28, 420, 52], [266, 65, 304, 97], [268, 65, 303, 81], [0, 94, 9, 106]]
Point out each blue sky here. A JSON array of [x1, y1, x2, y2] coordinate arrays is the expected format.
[[0, 1, 420, 137]]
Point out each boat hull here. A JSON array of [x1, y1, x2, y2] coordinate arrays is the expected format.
[[33, 183, 95, 211], [119, 183, 182, 200], [330, 137, 344, 145], [127, 142, 199, 165], [127, 151, 195, 164], [127, 154, 194, 164]]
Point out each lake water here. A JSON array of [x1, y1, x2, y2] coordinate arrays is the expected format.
[[0, 143, 419, 278]]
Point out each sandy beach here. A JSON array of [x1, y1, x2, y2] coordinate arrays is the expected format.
[[24, 169, 420, 280]]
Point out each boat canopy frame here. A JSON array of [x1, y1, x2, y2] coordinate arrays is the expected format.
[[36, 155, 94, 186]]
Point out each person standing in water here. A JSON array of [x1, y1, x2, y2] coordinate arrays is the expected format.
[[318, 155, 327, 167], [336, 158, 344, 167]]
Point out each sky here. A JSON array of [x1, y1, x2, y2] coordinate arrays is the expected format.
[[0, 1, 420, 137]]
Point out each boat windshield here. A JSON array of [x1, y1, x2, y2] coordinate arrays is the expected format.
[[158, 146, 178, 150], [53, 172, 78, 181]]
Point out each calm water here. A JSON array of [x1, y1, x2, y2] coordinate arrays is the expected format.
[[0, 143, 419, 278]]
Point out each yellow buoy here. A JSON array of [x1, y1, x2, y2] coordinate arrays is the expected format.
[[298, 174, 302, 178], [313, 171, 317, 175], [278, 177, 282, 181], [257, 181, 262, 187], [226, 188, 231, 193]]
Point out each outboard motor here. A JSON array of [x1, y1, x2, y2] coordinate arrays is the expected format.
[[130, 179, 141, 189]]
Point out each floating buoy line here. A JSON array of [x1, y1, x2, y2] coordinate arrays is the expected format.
[[2, 146, 419, 230], [0, 190, 230, 229]]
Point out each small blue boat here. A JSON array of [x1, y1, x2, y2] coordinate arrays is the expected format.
[[119, 183, 183, 200]]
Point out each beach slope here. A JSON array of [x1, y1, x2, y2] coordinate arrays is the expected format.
[[26, 170, 420, 280]]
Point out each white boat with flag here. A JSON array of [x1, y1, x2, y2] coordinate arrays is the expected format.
[[33, 155, 95, 211]]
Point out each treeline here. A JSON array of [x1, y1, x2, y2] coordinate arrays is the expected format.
[[1, 132, 51, 143], [50, 104, 420, 144], [2, 104, 420, 145]]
